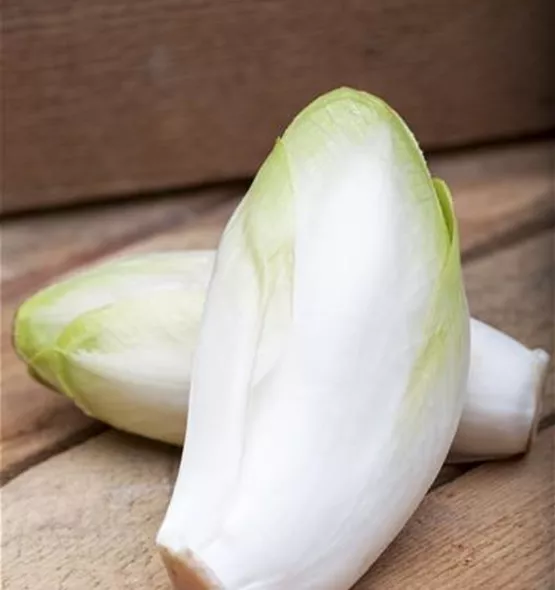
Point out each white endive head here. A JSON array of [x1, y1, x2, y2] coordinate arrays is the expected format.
[[13, 251, 213, 444], [157, 88, 470, 589]]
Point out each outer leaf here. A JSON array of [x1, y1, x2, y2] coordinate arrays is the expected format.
[[54, 290, 203, 444], [13, 251, 213, 442], [14, 251, 213, 363]]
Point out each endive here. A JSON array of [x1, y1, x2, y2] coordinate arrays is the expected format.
[[156, 88, 470, 589], [14, 252, 548, 459], [14, 251, 214, 445]]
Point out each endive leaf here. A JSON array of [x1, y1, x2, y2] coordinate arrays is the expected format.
[[14, 251, 212, 358], [163, 139, 296, 545]]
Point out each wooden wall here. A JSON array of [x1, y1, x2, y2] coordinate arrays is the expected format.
[[3, 0, 554, 213]]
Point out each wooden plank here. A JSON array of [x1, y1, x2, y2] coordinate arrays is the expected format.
[[0, 190, 242, 482], [355, 427, 555, 589], [1, 432, 177, 590], [3, 0, 554, 213], [101, 197, 241, 259], [1, 419, 552, 588], [1, 185, 242, 297], [1, 142, 552, 483]]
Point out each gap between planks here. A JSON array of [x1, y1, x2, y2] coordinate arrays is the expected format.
[[1, 139, 553, 485]]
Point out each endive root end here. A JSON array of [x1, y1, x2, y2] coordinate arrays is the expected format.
[[159, 547, 223, 590]]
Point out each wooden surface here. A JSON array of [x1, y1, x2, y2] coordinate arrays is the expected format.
[[1, 139, 554, 588], [356, 428, 555, 589], [3, 0, 554, 213], [4, 427, 551, 590]]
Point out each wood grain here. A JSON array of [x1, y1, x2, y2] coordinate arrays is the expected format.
[[1, 185, 242, 297], [1, 141, 553, 483], [355, 427, 555, 589], [1, 432, 177, 590], [2, 425, 552, 588], [3, 0, 554, 212]]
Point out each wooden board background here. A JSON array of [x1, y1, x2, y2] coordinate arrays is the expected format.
[[3, 0, 555, 213], [1, 139, 554, 587]]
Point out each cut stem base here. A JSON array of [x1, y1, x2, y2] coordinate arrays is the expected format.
[[159, 547, 223, 590]]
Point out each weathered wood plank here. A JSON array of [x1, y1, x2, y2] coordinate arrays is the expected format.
[[1, 142, 552, 481], [355, 427, 555, 589], [1, 185, 242, 297], [2, 425, 552, 588], [102, 197, 241, 259], [1, 432, 176, 590], [3, 0, 554, 212]]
